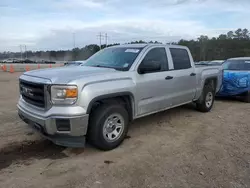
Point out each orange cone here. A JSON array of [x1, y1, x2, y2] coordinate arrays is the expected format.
[[3, 64, 7, 72], [37, 64, 40, 69], [10, 64, 14, 73], [25, 65, 30, 72]]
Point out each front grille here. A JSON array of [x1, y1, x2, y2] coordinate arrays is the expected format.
[[20, 80, 45, 108]]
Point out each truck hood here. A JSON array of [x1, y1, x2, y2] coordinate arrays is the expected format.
[[23, 66, 117, 84]]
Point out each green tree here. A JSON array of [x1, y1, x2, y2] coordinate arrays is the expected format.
[[242, 28, 249, 39], [227, 31, 234, 39], [235, 28, 243, 39]]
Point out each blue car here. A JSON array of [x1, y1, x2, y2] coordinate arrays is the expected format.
[[217, 57, 250, 102]]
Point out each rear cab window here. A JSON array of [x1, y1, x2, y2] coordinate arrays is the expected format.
[[170, 48, 191, 70]]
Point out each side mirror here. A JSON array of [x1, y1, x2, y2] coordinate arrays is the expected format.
[[138, 60, 161, 74]]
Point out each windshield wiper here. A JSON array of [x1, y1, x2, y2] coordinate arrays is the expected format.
[[94, 65, 114, 68]]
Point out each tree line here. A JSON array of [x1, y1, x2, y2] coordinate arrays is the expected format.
[[178, 28, 250, 61], [1, 28, 250, 62]]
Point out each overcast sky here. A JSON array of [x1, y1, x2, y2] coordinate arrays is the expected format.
[[1, 0, 250, 52]]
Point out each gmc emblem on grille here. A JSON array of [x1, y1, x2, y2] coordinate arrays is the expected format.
[[21, 86, 34, 96]]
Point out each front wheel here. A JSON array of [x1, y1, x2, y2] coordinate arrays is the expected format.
[[87, 102, 129, 151], [196, 84, 215, 112]]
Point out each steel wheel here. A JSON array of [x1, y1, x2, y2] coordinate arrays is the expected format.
[[103, 113, 125, 142], [205, 92, 213, 108]]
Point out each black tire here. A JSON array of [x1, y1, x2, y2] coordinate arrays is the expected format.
[[87, 102, 129, 151], [196, 83, 215, 112], [244, 91, 250, 103]]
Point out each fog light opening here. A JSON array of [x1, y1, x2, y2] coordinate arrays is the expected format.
[[56, 119, 71, 132]]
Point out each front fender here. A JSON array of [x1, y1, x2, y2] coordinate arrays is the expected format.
[[78, 78, 136, 113]]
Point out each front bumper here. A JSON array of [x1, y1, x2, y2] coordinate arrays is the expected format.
[[18, 103, 89, 148]]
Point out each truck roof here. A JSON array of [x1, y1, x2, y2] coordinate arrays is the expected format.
[[109, 43, 187, 49]]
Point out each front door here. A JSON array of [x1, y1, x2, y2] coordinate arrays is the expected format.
[[135, 47, 174, 116]]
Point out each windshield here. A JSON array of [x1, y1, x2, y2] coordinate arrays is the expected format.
[[83, 47, 143, 71], [223, 60, 250, 70]]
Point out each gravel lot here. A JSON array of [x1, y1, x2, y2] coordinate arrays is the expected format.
[[0, 72, 249, 188]]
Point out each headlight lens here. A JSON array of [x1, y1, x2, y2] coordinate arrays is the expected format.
[[51, 85, 78, 105]]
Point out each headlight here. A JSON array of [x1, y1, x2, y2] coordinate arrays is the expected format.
[[51, 85, 78, 105]]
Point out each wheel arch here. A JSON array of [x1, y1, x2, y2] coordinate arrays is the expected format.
[[86, 92, 135, 121], [203, 76, 218, 92]]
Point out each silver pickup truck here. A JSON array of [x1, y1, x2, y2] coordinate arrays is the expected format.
[[18, 44, 222, 150]]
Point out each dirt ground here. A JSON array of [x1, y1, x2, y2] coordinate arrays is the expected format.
[[0, 72, 249, 188]]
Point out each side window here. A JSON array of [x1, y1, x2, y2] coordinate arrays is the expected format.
[[141, 48, 168, 72], [170, 48, 191, 70]]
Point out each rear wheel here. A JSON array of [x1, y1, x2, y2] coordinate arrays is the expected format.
[[87, 102, 129, 151], [196, 83, 215, 112]]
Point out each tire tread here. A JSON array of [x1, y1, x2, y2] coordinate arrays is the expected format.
[[196, 84, 215, 112], [87, 102, 129, 150]]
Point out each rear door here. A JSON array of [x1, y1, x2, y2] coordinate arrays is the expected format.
[[166, 47, 197, 106]]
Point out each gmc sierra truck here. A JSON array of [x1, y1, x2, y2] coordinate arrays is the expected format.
[[18, 44, 222, 150]]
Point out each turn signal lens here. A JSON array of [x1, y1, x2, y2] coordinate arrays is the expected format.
[[65, 88, 78, 98]]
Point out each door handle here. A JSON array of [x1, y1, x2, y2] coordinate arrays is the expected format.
[[190, 73, 196, 76], [165, 76, 173, 80]]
